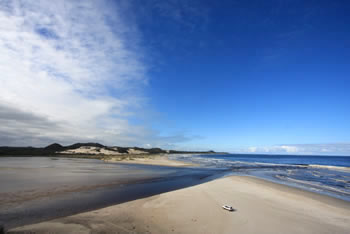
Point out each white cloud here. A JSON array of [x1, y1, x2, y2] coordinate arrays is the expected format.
[[236, 143, 350, 156], [248, 146, 257, 153], [279, 145, 299, 153], [0, 0, 187, 147]]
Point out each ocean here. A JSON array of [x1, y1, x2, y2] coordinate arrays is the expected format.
[[170, 154, 350, 201]]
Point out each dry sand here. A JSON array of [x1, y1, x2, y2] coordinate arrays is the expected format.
[[10, 176, 350, 234], [105, 155, 196, 167], [60, 146, 125, 155]]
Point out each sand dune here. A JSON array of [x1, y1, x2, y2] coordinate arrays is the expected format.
[[105, 155, 196, 167], [60, 146, 125, 155]]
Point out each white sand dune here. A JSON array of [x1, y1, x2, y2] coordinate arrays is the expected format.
[[59, 146, 150, 156], [127, 148, 149, 154], [59, 146, 123, 155]]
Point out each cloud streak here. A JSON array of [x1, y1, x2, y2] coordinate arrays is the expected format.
[[0, 0, 190, 147], [241, 143, 350, 156]]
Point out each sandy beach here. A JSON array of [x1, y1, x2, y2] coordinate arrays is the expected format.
[[104, 154, 197, 167], [9, 175, 350, 234]]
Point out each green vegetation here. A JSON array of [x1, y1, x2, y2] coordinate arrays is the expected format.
[[0, 142, 224, 158]]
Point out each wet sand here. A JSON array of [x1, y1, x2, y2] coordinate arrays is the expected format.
[[10, 176, 350, 234], [0, 157, 221, 229]]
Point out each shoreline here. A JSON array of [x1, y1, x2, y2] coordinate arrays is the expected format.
[[2, 155, 349, 202], [2, 156, 350, 233], [0, 154, 199, 167], [9, 175, 350, 234], [0, 157, 221, 230], [102, 154, 198, 167]]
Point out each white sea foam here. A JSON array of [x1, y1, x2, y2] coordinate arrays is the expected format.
[[307, 164, 350, 172], [276, 175, 350, 196]]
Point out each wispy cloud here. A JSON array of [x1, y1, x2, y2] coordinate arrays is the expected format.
[[0, 0, 190, 147], [238, 143, 350, 156]]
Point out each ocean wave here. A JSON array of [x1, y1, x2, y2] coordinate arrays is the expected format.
[[275, 175, 350, 196], [183, 155, 350, 172], [307, 164, 350, 172], [172, 154, 350, 202], [331, 178, 350, 184]]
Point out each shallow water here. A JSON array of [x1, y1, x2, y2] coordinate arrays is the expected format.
[[0, 157, 225, 229], [1, 155, 349, 229], [170, 154, 350, 201]]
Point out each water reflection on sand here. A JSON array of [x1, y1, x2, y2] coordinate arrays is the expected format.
[[0, 157, 223, 229]]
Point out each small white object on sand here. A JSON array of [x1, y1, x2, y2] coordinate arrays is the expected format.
[[222, 205, 234, 211]]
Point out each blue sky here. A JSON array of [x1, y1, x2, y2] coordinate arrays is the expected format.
[[0, 0, 349, 155]]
